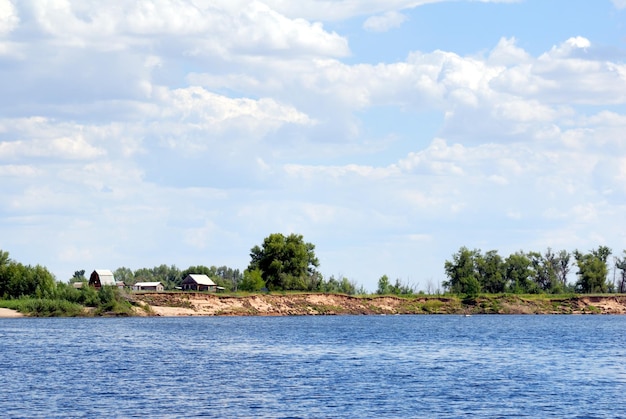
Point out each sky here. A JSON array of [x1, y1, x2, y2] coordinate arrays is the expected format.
[[1, 0, 626, 292]]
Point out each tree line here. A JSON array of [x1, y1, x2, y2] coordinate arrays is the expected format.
[[1, 250, 133, 316], [443, 246, 626, 296], [67, 233, 365, 295], [5, 235, 626, 310]]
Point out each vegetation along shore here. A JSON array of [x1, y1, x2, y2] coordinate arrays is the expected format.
[[2, 234, 626, 317]]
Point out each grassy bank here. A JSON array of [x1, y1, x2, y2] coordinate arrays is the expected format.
[[4, 291, 626, 317]]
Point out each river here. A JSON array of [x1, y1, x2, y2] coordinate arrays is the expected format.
[[1, 315, 625, 418]]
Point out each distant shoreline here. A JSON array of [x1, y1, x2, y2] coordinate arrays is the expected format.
[[132, 293, 626, 317], [4, 294, 626, 318]]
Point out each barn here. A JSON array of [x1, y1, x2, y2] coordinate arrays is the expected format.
[[181, 274, 218, 292], [89, 269, 116, 289], [132, 282, 164, 292]]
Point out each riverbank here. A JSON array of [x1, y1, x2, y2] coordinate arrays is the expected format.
[[0, 308, 24, 318], [3, 293, 625, 317], [132, 293, 626, 316]]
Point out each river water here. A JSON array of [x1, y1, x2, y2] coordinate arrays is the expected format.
[[1, 315, 625, 418]]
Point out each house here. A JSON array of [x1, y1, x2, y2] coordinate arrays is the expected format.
[[181, 274, 218, 292], [132, 282, 164, 292], [89, 269, 116, 289]]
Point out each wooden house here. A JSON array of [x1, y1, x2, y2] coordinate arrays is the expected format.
[[132, 282, 164, 292], [181, 274, 217, 292], [89, 269, 116, 289]]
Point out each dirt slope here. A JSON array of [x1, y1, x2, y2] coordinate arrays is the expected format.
[[132, 293, 626, 316]]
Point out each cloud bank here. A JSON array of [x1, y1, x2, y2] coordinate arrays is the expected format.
[[1, 1, 625, 291]]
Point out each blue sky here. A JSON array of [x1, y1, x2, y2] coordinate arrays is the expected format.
[[1, 0, 626, 291]]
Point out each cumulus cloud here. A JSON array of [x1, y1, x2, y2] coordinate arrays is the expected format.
[[2, 0, 626, 289], [21, 0, 349, 57], [363, 11, 407, 32], [0, 0, 18, 35], [0, 133, 105, 160]]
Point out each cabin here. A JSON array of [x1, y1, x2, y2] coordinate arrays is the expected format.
[[181, 274, 218, 292], [132, 282, 164, 292], [89, 269, 116, 289]]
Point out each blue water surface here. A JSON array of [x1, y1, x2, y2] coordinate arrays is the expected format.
[[1, 315, 625, 418]]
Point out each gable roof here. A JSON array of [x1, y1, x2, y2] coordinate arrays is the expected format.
[[93, 269, 116, 286], [183, 274, 216, 286], [134, 282, 163, 287]]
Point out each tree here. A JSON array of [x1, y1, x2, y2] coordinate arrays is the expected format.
[[528, 250, 560, 293], [113, 267, 134, 285], [556, 249, 571, 289], [443, 247, 481, 296], [320, 275, 357, 295], [213, 266, 242, 292], [377, 275, 390, 294], [476, 250, 506, 293], [70, 270, 86, 283], [574, 246, 611, 293], [503, 252, 537, 293], [239, 269, 265, 292], [615, 251, 626, 294], [247, 233, 320, 291], [0, 250, 56, 299]]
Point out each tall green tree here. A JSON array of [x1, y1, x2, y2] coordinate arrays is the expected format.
[[574, 246, 611, 293], [503, 252, 537, 293], [443, 247, 481, 296], [555, 249, 571, 289], [376, 275, 391, 294], [528, 250, 560, 293], [247, 233, 320, 291], [476, 250, 506, 293]]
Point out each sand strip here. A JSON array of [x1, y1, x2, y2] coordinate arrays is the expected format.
[[0, 308, 25, 318]]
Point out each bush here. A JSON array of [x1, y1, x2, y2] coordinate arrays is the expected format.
[[0, 298, 84, 317]]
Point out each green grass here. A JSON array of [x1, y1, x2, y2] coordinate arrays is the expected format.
[[0, 298, 85, 317]]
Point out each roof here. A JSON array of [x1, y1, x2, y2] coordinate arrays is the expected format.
[[134, 282, 163, 287], [184, 274, 216, 286], [93, 269, 116, 286]]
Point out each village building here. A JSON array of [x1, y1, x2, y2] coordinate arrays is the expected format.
[[89, 269, 116, 289], [132, 282, 164, 292], [181, 274, 221, 292]]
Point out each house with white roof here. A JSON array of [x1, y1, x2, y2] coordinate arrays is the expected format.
[[181, 274, 219, 292]]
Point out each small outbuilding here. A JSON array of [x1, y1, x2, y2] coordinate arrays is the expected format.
[[181, 274, 217, 292], [89, 269, 116, 289], [132, 282, 164, 292]]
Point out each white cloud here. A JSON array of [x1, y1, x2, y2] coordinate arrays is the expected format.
[[261, 0, 521, 21], [2, 0, 626, 290], [363, 11, 407, 32], [611, 0, 626, 9], [0, 0, 18, 35], [0, 134, 105, 160], [488, 37, 531, 66], [0, 164, 39, 177], [22, 0, 349, 57]]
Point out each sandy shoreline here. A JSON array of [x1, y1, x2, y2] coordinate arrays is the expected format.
[[133, 293, 626, 316], [0, 308, 25, 318]]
